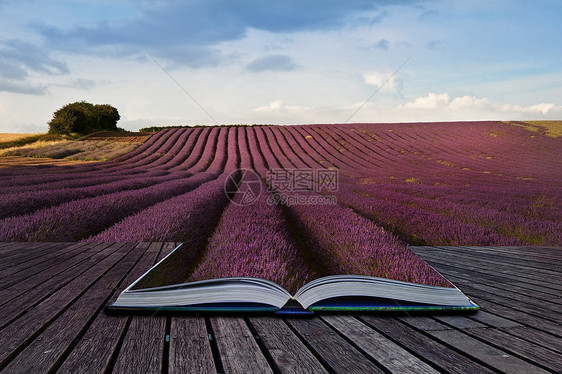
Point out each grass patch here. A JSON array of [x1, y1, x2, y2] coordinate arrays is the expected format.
[[0, 133, 80, 150], [0, 139, 139, 161], [0, 134, 44, 149], [505, 121, 562, 137]]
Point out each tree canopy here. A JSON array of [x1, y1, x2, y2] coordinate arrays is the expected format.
[[48, 101, 120, 135]]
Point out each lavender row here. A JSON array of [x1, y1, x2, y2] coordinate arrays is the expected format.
[[189, 178, 312, 294], [331, 185, 526, 246], [345, 181, 560, 245], [0, 170, 192, 219], [0, 128, 233, 241], [284, 191, 452, 287], [87, 173, 234, 242], [250, 126, 449, 287], [0, 172, 216, 241]]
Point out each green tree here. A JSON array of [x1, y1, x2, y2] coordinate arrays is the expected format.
[[48, 101, 120, 135]]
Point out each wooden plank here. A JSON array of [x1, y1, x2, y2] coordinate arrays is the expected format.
[[414, 246, 562, 283], [0, 242, 111, 306], [56, 243, 157, 374], [211, 316, 274, 374], [421, 255, 562, 295], [449, 275, 562, 315], [0, 244, 83, 279], [0, 243, 91, 288], [321, 315, 440, 374], [248, 317, 329, 374], [431, 315, 488, 330], [111, 316, 167, 374], [394, 315, 452, 331], [287, 317, 384, 373], [0, 243, 131, 367], [0, 242, 111, 303], [468, 296, 562, 337], [0, 242, 76, 270], [0, 242, 141, 373], [443, 246, 562, 263], [0, 242, 76, 261], [359, 315, 495, 373], [414, 248, 562, 291], [465, 326, 562, 372], [416, 249, 562, 290], [417, 248, 562, 298], [0, 242, 75, 259], [112, 242, 167, 374], [428, 329, 551, 374], [168, 317, 216, 374], [419, 258, 562, 303], [159, 241, 179, 260], [446, 278, 561, 323], [437, 261, 562, 302], [0, 242, 118, 328], [0, 242, 58, 262], [465, 310, 522, 328], [500, 326, 562, 353]]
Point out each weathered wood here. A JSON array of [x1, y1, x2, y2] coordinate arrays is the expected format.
[[359, 315, 495, 373], [0, 242, 81, 273], [0, 243, 101, 289], [211, 316, 274, 374], [428, 329, 551, 374], [417, 258, 562, 303], [0, 242, 141, 373], [0, 244, 559, 373], [465, 326, 562, 372], [248, 316, 329, 374], [445, 278, 562, 323], [447, 275, 562, 316], [287, 317, 384, 373], [418, 249, 562, 298], [413, 247, 562, 292], [466, 310, 522, 328], [322, 315, 439, 374], [112, 242, 167, 374], [0, 243, 131, 367], [56, 243, 157, 374], [431, 314, 490, 330], [168, 317, 216, 374], [394, 315, 452, 331], [415, 250, 562, 291], [112, 315, 167, 374], [0, 243, 117, 327], [468, 295, 562, 337], [500, 325, 562, 353], [0, 242, 58, 262]]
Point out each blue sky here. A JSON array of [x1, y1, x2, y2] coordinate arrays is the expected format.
[[1, 0, 561, 132]]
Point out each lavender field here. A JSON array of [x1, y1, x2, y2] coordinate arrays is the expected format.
[[1, 121, 560, 287]]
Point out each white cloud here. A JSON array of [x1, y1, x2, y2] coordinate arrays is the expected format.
[[499, 102, 562, 114], [449, 95, 490, 109], [403, 92, 449, 109], [363, 71, 397, 91], [253, 100, 311, 114]]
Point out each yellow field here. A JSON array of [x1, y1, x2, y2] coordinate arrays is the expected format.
[[0, 133, 42, 142], [507, 121, 562, 137]]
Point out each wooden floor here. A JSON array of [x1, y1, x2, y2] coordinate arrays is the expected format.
[[0, 243, 560, 373]]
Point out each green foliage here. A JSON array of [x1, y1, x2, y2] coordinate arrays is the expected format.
[[48, 101, 120, 135]]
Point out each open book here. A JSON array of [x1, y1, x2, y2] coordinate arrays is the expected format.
[[109, 244, 479, 314]]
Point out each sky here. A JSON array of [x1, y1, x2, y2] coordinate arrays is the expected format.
[[1, 0, 561, 132]]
